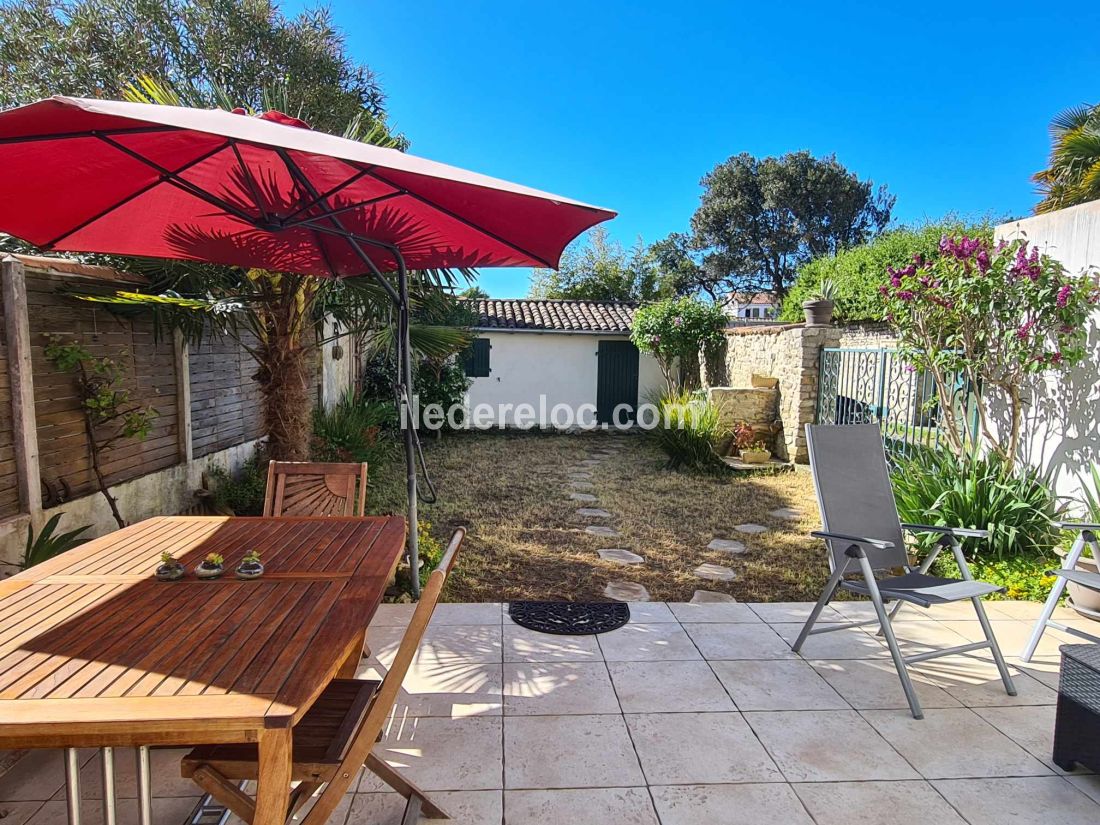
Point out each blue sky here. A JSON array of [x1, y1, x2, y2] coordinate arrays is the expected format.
[[288, 0, 1098, 297]]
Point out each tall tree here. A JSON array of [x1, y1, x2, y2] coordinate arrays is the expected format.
[[690, 151, 893, 300], [529, 227, 676, 302], [1033, 102, 1100, 214]]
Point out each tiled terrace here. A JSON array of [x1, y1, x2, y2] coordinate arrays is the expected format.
[[2, 600, 1099, 824]]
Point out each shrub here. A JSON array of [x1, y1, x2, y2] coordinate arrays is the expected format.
[[649, 391, 729, 473], [891, 450, 1062, 561], [206, 450, 269, 516], [631, 297, 727, 393], [393, 520, 444, 596], [932, 554, 1058, 601], [780, 220, 993, 323], [312, 390, 394, 465], [21, 513, 92, 569], [359, 349, 470, 431]]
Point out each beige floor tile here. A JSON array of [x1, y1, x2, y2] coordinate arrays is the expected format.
[[897, 600, 994, 621], [1066, 773, 1100, 803], [1008, 655, 1062, 689], [0, 750, 94, 802], [793, 780, 967, 825], [623, 602, 678, 623], [504, 715, 644, 789], [683, 622, 795, 659], [861, 707, 1051, 778], [504, 788, 658, 824], [503, 626, 602, 662], [939, 619, 1070, 659], [359, 661, 503, 718], [772, 623, 888, 659], [607, 661, 735, 713], [625, 712, 782, 785], [809, 659, 962, 710], [432, 603, 502, 625], [651, 783, 814, 825], [744, 710, 919, 782], [503, 662, 620, 715], [913, 658, 1057, 707], [28, 795, 200, 825], [974, 705, 1090, 774], [597, 623, 702, 662], [828, 601, 889, 621], [883, 619, 973, 650], [416, 625, 502, 665], [241, 790, 351, 825], [747, 602, 845, 624], [668, 602, 762, 623], [346, 789, 501, 825], [369, 716, 503, 792], [710, 660, 848, 711], [364, 624, 405, 667], [987, 600, 1077, 621], [53, 747, 197, 800], [370, 603, 416, 626], [933, 776, 1100, 824]]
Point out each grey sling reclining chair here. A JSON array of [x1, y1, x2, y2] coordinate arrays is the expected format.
[[1019, 522, 1100, 662], [791, 424, 1016, 719]]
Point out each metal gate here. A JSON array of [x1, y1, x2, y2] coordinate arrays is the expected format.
[[816, 347, 977, 454]]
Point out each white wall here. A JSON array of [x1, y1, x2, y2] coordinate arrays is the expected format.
[[995, 201, 1100, 505], [463, 331, 665, 428]]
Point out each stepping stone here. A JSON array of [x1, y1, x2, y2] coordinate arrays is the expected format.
[[585, 525, 619, 538], [568, 473, 593, 481], [693, 563, 737, 583], [734, 523, 768, 535], [597, 548, 644, 565], [576, 508, 612, 518], [579, 459, 602, 466], [604, 581, 650, 601], [691, 589, 737, 604], [569, 492, 598, 502], [768, 508, 802, 520], [569, 481, 594, 490], [707, 538, 747, 555], [565, 466, 590, 474]]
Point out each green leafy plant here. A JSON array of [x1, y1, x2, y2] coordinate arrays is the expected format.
[[732, 421, 769, 453], [881, 235, 1098, 464], [205, 451, 270, 516], [933, 553, 1058, 601], [44, 337, 159, 528], [312, 391, 395, 464], [649, 391, 729, 473], [242, 549, 262, 564], [631, 297, 728, 393], [21, 513, 92, 569], [159, 550, 176, 564], [203, 552, 225, 566], [891, 449, 1062, 561], [394, 520, 444, 595], [810, 278, 838, 301]]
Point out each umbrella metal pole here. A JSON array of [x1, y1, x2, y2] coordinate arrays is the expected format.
[[396, 251, 420, 598]]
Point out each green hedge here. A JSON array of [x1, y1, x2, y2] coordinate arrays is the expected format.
[[780, 219, 994, 323]]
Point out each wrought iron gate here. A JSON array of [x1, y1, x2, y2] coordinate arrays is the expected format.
[[816, 347, 977, 454]]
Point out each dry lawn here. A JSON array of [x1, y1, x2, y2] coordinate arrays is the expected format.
[[368, 431, 828, 603]]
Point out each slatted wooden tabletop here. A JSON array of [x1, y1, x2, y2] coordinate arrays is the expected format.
[[0, 516, 406, 749]]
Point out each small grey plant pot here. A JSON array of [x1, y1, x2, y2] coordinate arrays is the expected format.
[[194, 562, 224, 580], [155, 562, 185, 582], [235, 560, 265, 580], [802, 299, 834, 326]]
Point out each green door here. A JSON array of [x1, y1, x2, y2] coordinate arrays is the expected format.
[[596, 340, 640, 425]]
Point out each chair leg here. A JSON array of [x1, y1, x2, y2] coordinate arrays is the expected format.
[[792, 566, 845, 653], [64, 747, 82, 825], [857, 556, 924, 719], [1020, 540, 1080, 662], [969, 596, 1017, 695], [135, 746, 153, 825], [365, 753, 449, 819]]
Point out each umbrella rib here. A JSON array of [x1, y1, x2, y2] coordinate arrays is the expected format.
[[0, 125, 177, 146], [279, 167, 375, 223], [280, 191, 405, 229], [40, 140, 234, 250], [361, 168, 555, 268], [230, 141, 271, 224]]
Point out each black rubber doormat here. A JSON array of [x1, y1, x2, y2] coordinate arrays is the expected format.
[[508, 601, 630, 635]]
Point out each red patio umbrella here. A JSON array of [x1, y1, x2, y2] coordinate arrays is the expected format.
[[0, 96, 616, 594]]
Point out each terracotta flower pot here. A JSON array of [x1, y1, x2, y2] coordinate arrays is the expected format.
[[802, 299, 834, 326]]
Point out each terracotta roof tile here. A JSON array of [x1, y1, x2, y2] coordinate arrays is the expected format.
[[466, 298, 636, 332]]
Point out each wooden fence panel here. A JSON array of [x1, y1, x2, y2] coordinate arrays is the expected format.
[[0, 302, 18, 519], [26, 272, 179, 502], [189, 331, 265, 458]]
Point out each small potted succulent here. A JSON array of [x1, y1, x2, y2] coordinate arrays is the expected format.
[[733, 421, 772, 464], [194, 552, 225, 580], [235, 549, 264, 580], [155, 550, 185, 581], [802, 278, 837, 326]]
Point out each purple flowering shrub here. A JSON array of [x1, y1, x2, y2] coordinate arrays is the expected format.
[[631, 297, 728, 393], [881, 235, 1099, 464]]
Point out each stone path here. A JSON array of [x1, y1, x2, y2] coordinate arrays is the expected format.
[[707, 538, 746, 555], [597, 548, 644, 565], [768, 507, 803, 520], [734, 523, 768, 535], [693, 562, 737, 583], [585, 525, 619, 538], [691, 589, 737, 603], [603, 580, 649, 601], [576, 508, 612, 519], [569, 492, 597, 502]]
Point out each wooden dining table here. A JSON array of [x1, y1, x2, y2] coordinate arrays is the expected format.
[[0, 514, 407, 825]]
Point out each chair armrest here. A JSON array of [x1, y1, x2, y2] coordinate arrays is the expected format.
[[902, 523, 989, 539], [1055, 521, 1100, 532], [811, 530, 894, 550]]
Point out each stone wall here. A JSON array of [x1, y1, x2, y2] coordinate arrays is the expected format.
[[835, 322, 897, 349], [707, 386, 779, 453]]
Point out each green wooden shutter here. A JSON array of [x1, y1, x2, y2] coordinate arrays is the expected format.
[[463, 338, 491, 377]]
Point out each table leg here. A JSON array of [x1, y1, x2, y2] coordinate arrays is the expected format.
[[101, 747, 117, 825], [253, 727, 293, 825], [135, 746, 152, 825], [63, 747, 82, 825]]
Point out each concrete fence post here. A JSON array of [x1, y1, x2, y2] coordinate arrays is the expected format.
[[1, 256, 42, 516], [173, 328, 193, 464]]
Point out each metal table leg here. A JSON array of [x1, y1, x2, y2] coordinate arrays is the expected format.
[[136, 746, 153, 825], [101, 747, 118, 825], [63, 747, 82, 825]]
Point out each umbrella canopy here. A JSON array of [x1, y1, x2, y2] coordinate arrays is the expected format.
[[0, 96, 614, 274]]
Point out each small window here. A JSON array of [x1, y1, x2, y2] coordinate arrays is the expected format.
[[463, 338, 491, 377]]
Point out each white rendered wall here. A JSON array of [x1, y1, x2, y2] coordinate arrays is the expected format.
[[463, 331, 665, 428], [995, 201, 1100, 506]]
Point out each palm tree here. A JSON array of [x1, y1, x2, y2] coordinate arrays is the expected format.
[[1034, 102, 1100, 214]]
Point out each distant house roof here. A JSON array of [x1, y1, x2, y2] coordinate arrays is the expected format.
[[724, 291, 777, 306], [465, 298, 637, 333]]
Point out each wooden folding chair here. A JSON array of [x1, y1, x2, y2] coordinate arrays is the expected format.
[[263, 461, 369, 517], [181, 528, 466, 825]]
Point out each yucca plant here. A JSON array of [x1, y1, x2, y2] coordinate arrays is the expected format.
[[312, 391, 395, 465], [649, 391, 729, 473], [891, 449, 1062, 560], [21, 514, 92, 570]]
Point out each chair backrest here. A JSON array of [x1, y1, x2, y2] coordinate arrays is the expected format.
[[299, 527, 466, 825], [805, 424, 908, 572], [263, 461, 368, 517]]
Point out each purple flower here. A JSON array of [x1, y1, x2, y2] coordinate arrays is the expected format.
[[673, 316, 683, 327], [1050, 351, 1064, 365], [896, 290, 915, 302], [904, 364, 917, 374], [1017, 318, 1036, 340], [1056, 284, 1072, 308], [976, 249, 990, 273]]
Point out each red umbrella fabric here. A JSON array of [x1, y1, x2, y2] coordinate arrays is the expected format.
[[0, 96, 615, 275]]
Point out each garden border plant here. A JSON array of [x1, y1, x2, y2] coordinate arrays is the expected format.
[[631, 296, 727, 393]]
